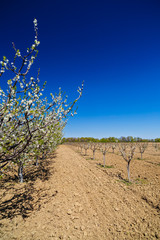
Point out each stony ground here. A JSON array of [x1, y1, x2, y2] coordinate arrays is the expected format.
[[0, 144, 160, 240]]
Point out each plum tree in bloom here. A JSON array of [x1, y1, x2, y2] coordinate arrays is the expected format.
[[0, 19, 83, 182], [30, 119, 64, 167]]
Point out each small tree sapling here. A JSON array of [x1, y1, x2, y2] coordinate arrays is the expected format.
[[90, 143, 97, 160], [100, 144, 110, 167], [119, 143, 136, 182], [137, 143, 148, 160]]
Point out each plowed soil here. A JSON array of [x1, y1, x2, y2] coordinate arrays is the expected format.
[[0, 144, 160, 240]]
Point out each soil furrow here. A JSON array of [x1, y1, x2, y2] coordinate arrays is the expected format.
[[0, 145, 160, 240]]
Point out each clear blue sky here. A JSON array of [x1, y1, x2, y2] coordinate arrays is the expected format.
[[0, 0, 160, 139]]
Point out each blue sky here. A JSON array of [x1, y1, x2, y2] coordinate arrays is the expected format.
[[0, 0, 160, 139]]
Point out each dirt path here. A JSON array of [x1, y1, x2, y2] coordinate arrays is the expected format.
[[0, 145, 160, 239]]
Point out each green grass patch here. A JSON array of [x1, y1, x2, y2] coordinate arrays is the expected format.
[[98, 163, 114, 169], [86, 158, 97, 161], [135, 178, 148, 184], [117, 179, 132, 186], [136, 157, 145, 161]]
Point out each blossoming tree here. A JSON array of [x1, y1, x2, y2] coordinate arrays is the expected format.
[[0, 19, 83, 182]]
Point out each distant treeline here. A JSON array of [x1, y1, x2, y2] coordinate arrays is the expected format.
[[62, 137, 160, 143]]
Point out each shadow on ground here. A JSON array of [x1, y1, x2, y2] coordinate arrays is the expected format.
[[0, 153, 57, 220]]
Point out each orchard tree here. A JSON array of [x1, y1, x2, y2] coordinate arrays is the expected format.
[[90, 143, 97, 160], [0, 19, 83, 182], [83, 143, 90, 156], [100, 143, 110, 167], [137, 142, 148, 160], [153, 143, 160, 152], [119, 143, 136, 182], [111, 143, 117, 153], [80, 143, 83, 154]]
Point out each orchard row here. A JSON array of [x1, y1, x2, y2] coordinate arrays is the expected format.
[[0, 19, 83, 182], [66, 142, 160, 182]]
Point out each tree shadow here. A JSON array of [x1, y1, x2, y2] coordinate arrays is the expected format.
[[0, 153, 57, 220], [24, 154, 56, 182], [97, 163, 130, 183]]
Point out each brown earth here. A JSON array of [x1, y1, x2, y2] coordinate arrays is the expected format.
[[0, 144, 160, 240]]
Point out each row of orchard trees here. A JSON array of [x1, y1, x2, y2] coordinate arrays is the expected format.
[[67, 142, 150, 182], [0, 19, 83, 182], [63, 136, 158, 143]]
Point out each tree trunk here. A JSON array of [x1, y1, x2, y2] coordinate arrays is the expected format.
[[85, 149, 87, 155], [127, 161, 130, 182], [36, 156, 39, 166], [81, 148, 82, 154], [18, 161, 23, 183], [141, 152, 143, 160], [103, 154, 106, 167], [93, 150, 95, 160]]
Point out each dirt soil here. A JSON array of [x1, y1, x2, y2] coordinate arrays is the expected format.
[[0, 144, 160, 240]]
